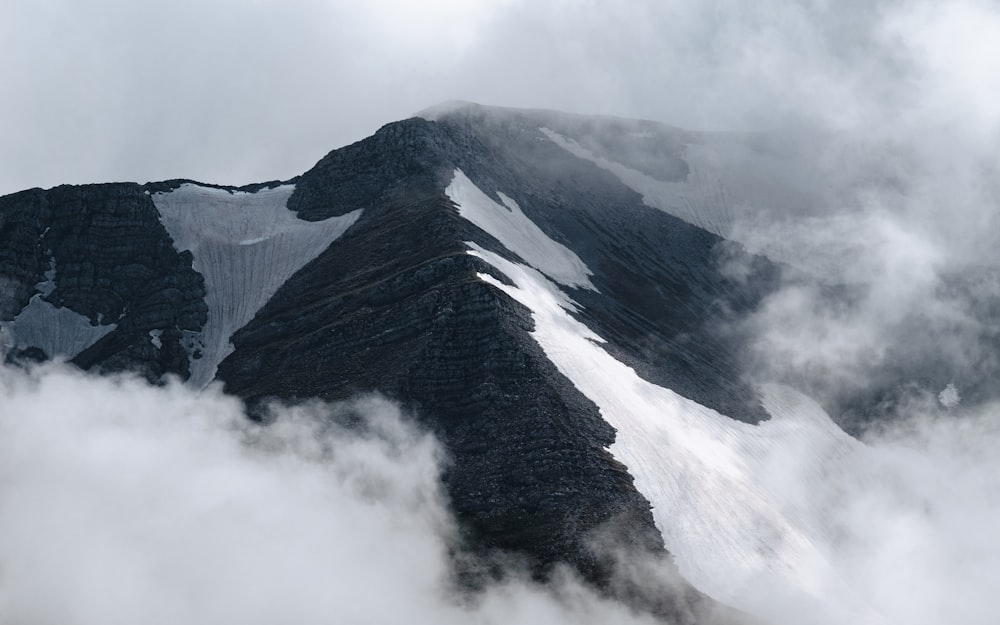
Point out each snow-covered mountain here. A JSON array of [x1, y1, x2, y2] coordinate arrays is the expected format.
[[3, 102, 996, 624]]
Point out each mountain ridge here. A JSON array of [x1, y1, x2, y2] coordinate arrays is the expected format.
[[16, 102, 972, 623], [1, 103, 781, 621]]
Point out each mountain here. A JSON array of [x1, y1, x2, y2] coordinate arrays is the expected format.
[[2, 102, 993, 622]]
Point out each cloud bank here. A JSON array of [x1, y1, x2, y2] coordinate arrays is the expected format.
[[752, 387, 1000, 625], [2, 340, 998, 624], [672, 0, 1000, 427], [0, 363, 662, 625]]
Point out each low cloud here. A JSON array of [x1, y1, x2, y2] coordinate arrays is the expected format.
[[834, 403, 1000, 625], [759, 387, 1000, 625], [693, 0, 1000, 426], [0, 362, 667, 625], [698, 10, 1000, 620], [1, 305, 998, 625]]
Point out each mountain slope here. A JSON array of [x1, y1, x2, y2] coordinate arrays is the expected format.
[[22, 103, 988, 623], [1, 105, 782, 620]]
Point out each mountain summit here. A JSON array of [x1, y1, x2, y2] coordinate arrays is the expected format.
[[2, 102, 992, 623]]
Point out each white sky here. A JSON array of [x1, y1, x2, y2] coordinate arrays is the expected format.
[[1, 0, 999, 195]]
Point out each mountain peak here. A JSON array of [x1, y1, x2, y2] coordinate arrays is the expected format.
[[5, 102, 991, 624]]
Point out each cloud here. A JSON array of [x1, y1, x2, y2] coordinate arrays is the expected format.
[[719, 386, 1000, 625], [4, 336, 990, 625], [832, 404, 1000, 625], [667, 6, 1000, 619], [658, 0, 1000, 425], [4, 0, 994, 197], [885, 0, 1000, 135], [0, 361, 667, 625]]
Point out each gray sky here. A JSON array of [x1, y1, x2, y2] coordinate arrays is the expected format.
[[4, 0, 996, 195]]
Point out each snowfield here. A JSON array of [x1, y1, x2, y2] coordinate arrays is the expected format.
[[1, 259, 116, 360], [153, 184, 361, 387], [2, 296, 116, 361]]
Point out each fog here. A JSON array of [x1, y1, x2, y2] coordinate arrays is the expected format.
[[711, 1, 1000, 425], [690, 4, 1000, 624], [2, 354, 998, 624], [0, 362, 663, 625], [749, 386, 1000, 625]]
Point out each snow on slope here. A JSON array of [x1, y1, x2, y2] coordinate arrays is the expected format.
[[445, 170, 596, 291], [465, 244, 881, 624], [1, 295, 116, 360], [153, 184, 361, 387], [0, 259, 115, 359], [446, 174, 888, 623]]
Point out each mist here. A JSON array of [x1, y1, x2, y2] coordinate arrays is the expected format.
[[695, 6, 1000, 621], [748, 386, 1000, 625], [693, 4, 1000, 623], [0, 362, 667, 625], [3, 332, 997, 624], [712, 0, 1000, 426]]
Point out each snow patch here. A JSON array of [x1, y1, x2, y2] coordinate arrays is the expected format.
[[152, 184, 361, 387], [446, 170, 596, 291], [0, 254, 114, 358], [938, 383, 961, 408], [1, 295, 115, 359], [149, 329, 163, 350], [540, 127, 735, 237], [466, 243, 884, 625]]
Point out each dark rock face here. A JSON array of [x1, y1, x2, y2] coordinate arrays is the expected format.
[[0, 183, 208, 380], [429, 107, 778, 424], [218, 192, 659, 577]]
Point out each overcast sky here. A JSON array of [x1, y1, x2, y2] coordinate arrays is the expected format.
[[3, 0, 995, 195]]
